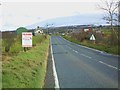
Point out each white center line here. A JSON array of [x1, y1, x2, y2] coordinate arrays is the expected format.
[[72, 49, 79, 53], [73, 50, 75, 52], [81, 54, 92, 59], [75, 51, 78, 53], [99, 61, 120, 70]]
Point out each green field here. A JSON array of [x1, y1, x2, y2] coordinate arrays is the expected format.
[[2, 35, 50, 88]]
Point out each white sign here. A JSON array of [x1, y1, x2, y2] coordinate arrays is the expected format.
[[90, 34, 96, 41], [84, 29, 89, 32], [22, 32, 32, 47]]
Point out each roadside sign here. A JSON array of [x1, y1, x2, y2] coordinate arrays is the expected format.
[[22, 32, 32, 47], [84, 29, 89, 32], [90, 34, 95, 41]]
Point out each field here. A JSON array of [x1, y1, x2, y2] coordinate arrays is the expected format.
[[2, 34, 50, 88]]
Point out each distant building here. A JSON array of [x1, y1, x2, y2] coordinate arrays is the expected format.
[[82, 27, 92, 33], [35, 30, 43, 34], [96, 30, 101, 33], [35, 26, 43, 34]]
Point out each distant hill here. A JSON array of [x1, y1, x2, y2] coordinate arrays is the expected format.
[[26, 14, 106, 29]]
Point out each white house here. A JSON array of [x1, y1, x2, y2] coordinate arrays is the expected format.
[[35, 26, 44, 35], [35, 30, 43, 34]]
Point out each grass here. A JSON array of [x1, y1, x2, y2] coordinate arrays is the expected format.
[[2, 35, 50, 88], [63, 36, 119, 55]]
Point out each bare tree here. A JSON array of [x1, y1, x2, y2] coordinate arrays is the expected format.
[[98, 0, 119, 39]]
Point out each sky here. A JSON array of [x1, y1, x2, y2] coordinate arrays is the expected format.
[[0, 0, 116, 31]]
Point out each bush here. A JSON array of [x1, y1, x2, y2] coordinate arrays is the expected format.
[[2, 31, 16, 53], [32, 35, 47, 46], [10, 42, 23, 54], [2, 33, 48, 54], [16, 27, 28, 35], [63, 35, 119, 55]]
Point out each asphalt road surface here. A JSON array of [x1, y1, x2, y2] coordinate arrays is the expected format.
[[51, 36, 119, 88]]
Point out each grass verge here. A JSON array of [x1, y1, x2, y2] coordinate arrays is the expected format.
[[2, 36, 50, 88], [63, 36, 119, 55]]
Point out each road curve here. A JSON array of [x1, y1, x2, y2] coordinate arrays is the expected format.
[[51, 36, 119, 88]]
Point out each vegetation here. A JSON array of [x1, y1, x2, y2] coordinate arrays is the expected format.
[[98, 0, 119, 42], [16, 27, 28, 35], [2, 27, 28, 53], [98, 0, 118, 26], [2, 32, 49, 88], [2, 31, 16, 53], [63, 26, 119, 55]]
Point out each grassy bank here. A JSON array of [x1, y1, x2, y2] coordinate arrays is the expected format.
[[63, 36, 119, 55], [2, 35, 50, 88]]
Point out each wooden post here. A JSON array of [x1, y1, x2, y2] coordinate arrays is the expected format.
[[93, 40, 96, 44], [24, 47, 26, 52]]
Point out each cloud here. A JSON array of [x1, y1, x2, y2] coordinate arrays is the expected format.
[[26, 14, 106, 29], [0, 4, 3, 30], [2, 0, 101, 2], [1, 2, 103, 31]]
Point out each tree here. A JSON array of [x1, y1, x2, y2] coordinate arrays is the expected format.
[[16, 27, 28, 35], [16, 27, 28, 52], [98, 0, 119, 39], [118, 1, 120, 46]]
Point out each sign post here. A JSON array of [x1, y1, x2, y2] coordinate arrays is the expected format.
[[22, 32, 32, 51], [90, 34, 96, 44]]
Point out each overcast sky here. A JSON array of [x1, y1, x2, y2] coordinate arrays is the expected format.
[[0, 0, 115, 31]]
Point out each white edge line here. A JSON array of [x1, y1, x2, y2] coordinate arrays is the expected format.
[[50, 37, 60, 89]]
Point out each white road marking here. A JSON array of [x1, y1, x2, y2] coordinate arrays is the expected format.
[[62, 36, 120, 71], [72, 50, 79, 53], [73, 50, 75, 52], [75, 51, 78, 53], [50, 38, 60, 89], [81, 54, 92, 59], [99, 61, 120, 70], [61, 36, 119, 57]]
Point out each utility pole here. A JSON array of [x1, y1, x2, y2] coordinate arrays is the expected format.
[[47, 24, 49, 35], [46, 23, 54, 35], [45, 24, 49, 35]]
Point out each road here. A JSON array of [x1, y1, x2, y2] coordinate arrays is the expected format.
[[51, 36, 119, 88]]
